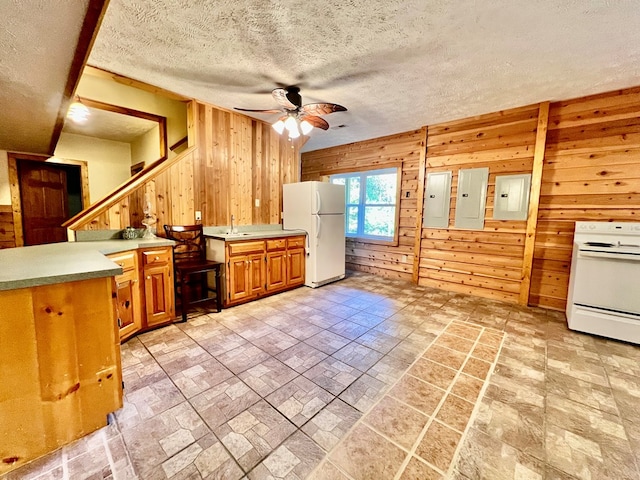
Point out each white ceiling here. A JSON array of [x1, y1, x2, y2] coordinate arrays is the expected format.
[[2, 1, 640, 155], [0, 1, 90, 154], [63, 106, 158, 143]]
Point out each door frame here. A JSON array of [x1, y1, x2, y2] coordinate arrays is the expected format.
[[8, 153, 89, 247]]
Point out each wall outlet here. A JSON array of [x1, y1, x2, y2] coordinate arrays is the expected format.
[[195, 210, 202, 221], [255, 199, 260, 207]]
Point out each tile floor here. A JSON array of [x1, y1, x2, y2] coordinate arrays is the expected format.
[[3, 271, 640, 479]]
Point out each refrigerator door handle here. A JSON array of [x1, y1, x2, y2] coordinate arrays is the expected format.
[[315, 190, 321, 214], [316, 215, 321, 241]]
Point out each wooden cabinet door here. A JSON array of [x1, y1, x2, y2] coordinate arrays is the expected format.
[[228, 255, 251, 302], [248, 253, 266, 296], [144, 263, 174, 327], [113, 268, 142, 341], [266, 251, 287, 291], [287, 248, 305, 287]]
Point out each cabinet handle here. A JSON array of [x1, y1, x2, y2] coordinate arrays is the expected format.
[[119, 262, 124, 267], [146, 275, 151, 280], [155, 256, 160, 260]]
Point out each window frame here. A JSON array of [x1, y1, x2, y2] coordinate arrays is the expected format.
[[330, 167, 401, 246]]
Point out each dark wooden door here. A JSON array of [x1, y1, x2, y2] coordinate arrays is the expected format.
[[19, 161, 69, 245]]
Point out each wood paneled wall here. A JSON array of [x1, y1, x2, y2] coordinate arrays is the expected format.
[[418, 105, 540, 303], [530, 87, 640, 310], [72, 102, 300, 231], [301, 129, 426, 281], [0, 205, 16, 248]]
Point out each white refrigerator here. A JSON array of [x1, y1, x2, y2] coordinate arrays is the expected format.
[[283, 181, 346, 288]]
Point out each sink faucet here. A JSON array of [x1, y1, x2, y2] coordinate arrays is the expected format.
[[230, 214, 236, 234]]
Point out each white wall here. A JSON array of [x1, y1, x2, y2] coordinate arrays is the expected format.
[[0, 150, 9, 204], [54, 133, 132, 203]]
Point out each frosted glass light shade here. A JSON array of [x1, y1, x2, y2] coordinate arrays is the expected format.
[[67, 101, 89, 124], [272, 119, 285, 134], [300, 120, 314, 135]]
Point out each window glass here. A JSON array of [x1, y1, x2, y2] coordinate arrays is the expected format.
[[330, 168, 398, 241]]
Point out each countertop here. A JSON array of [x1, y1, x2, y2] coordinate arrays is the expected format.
[[0, 238, 174, 292], [203, 226, 307, 241]]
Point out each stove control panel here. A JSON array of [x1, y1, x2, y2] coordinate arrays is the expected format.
[[576, 222, 640, 236]]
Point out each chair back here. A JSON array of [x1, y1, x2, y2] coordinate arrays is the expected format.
[[164, 225, 206, 264]]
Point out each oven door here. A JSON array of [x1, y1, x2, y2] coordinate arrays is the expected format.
[[572, 249, 640, 316]]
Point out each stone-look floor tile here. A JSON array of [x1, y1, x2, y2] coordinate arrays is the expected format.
[[302, 357, 362, 395], [307, 461, 351, 480], [116, 377, 186, 430], [229, 318, 277, 342], [119, 401, 210, 476], [455, 427, 546, 480], [275, 342, 328, 374], [215, 344, 271, 375], [608, 369, 640, 425], [169, 358, 234, 399], [546, 369, 618, 416], [451, 373, 484, 403], [138, 325, 194, 353], [1, 450, 63, 480], [484, 369, 545, 413], [198, 329, 249, 357], [473, 396, 545, 461], [305, 312, 343, 329], [389, 375, 445, 416], [153, 344, 213, 376], [499, 337, 547, 371], [415, 420, 461, 472], [446, 322, 482, 341], [237, 357, 298, 397], [324, 303, 361, 319], [329, 423, 407, 480], [408, 358, 458, 390], [332, 342, 384, 371], [470, 342, 500, 363], [106, 435, 137, 479], [372, 319, 415, 339], [65, 444, 111, 480], [399, 456, 443, 480], [339, 373, 389, 412], [249, 431, 325, 480], [545, 465, 583, 480], [596, 339, 640, 377], [363, 395, 429, 450], [304, 330, 351, 355], [120, 340, 170, 394], [275, 318, 324, 341], [462, 357, 491, 380], [327, 319, 370, 340], [367, 354, 412, 385], [355, 329, 402, 354], [546, 344, 609, 387], [434, 331, 473, 356], [423, 344, 467, 370], [387, 335, 432, 364], [347, 311, 386, 329], [435, 393, 476, 432], [214, 400, 296, 472], [249, 329, 299, 356], [491, 356, 545, 391], [190, 377, 260, 429], [301, 398, 362, 451], [266, 376, 334, 427], [546, 394, 638, 480], [477, 330, 504, 348]]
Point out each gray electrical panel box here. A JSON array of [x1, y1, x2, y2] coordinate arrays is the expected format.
[[493, 174, 531, 220], [454, 167, 489, 230], [423, 171, 452, 228]]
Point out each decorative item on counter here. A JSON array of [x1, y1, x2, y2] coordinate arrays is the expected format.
[[122, 226, 137, 240], [142, 195, 157, 239]]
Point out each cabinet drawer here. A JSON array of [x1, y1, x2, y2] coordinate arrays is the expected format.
[[287, 236, 305, 249], [227, 240, 265, 256], [108, 251, 136, 272], [266, 239, 286, 251], [142, 248, 172, 266]]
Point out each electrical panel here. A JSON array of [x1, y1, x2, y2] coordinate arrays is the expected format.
[[423, 171, 452, 228], [454, 167, 489, 230], [493, 174, 531, 220]]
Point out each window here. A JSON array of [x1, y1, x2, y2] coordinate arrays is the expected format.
[[330, 168, 399, 242]]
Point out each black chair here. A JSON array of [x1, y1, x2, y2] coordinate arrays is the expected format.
[[163, 224, 223, 322]]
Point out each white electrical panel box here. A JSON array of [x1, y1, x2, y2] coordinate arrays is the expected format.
[[454, 167, 489, 230], [493, 174, 531, 220], [423, 171, 452, 228]]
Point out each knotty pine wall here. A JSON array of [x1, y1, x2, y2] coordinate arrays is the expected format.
[[73, 102, 300, 231], [530, 87, 640, 309], [301, 129, 426, 281], [418, 104, 540, 304], [0, 205, 15, 248]]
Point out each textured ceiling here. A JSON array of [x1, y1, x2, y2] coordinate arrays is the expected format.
[[63, 106, 158, 143], [0, 0, 90, 153]]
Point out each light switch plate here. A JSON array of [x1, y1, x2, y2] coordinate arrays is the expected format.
[[195, 210, 202, 221]]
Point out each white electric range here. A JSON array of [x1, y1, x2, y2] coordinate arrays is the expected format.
[[566, 221, 640, 344]]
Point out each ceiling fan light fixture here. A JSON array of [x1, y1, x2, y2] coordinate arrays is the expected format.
[[300, 119, 313, 135], [288, 125, 301, 139], [272, 119, 285, 134], [284, 115, 298, 132], [67, 96, 90, 124]]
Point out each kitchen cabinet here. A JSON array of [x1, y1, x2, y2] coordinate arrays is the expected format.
[[108, 246, 175, 340], [208, 234, 306, 307]]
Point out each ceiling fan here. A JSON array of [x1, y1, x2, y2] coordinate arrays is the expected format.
[[234, 86, 347, 138]]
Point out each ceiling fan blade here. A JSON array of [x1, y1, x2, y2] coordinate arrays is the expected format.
[[272, 88, 298, 110], [301, 115, 330, 130], [301, 103, 347, 116], [234, 108, 283, 114]]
